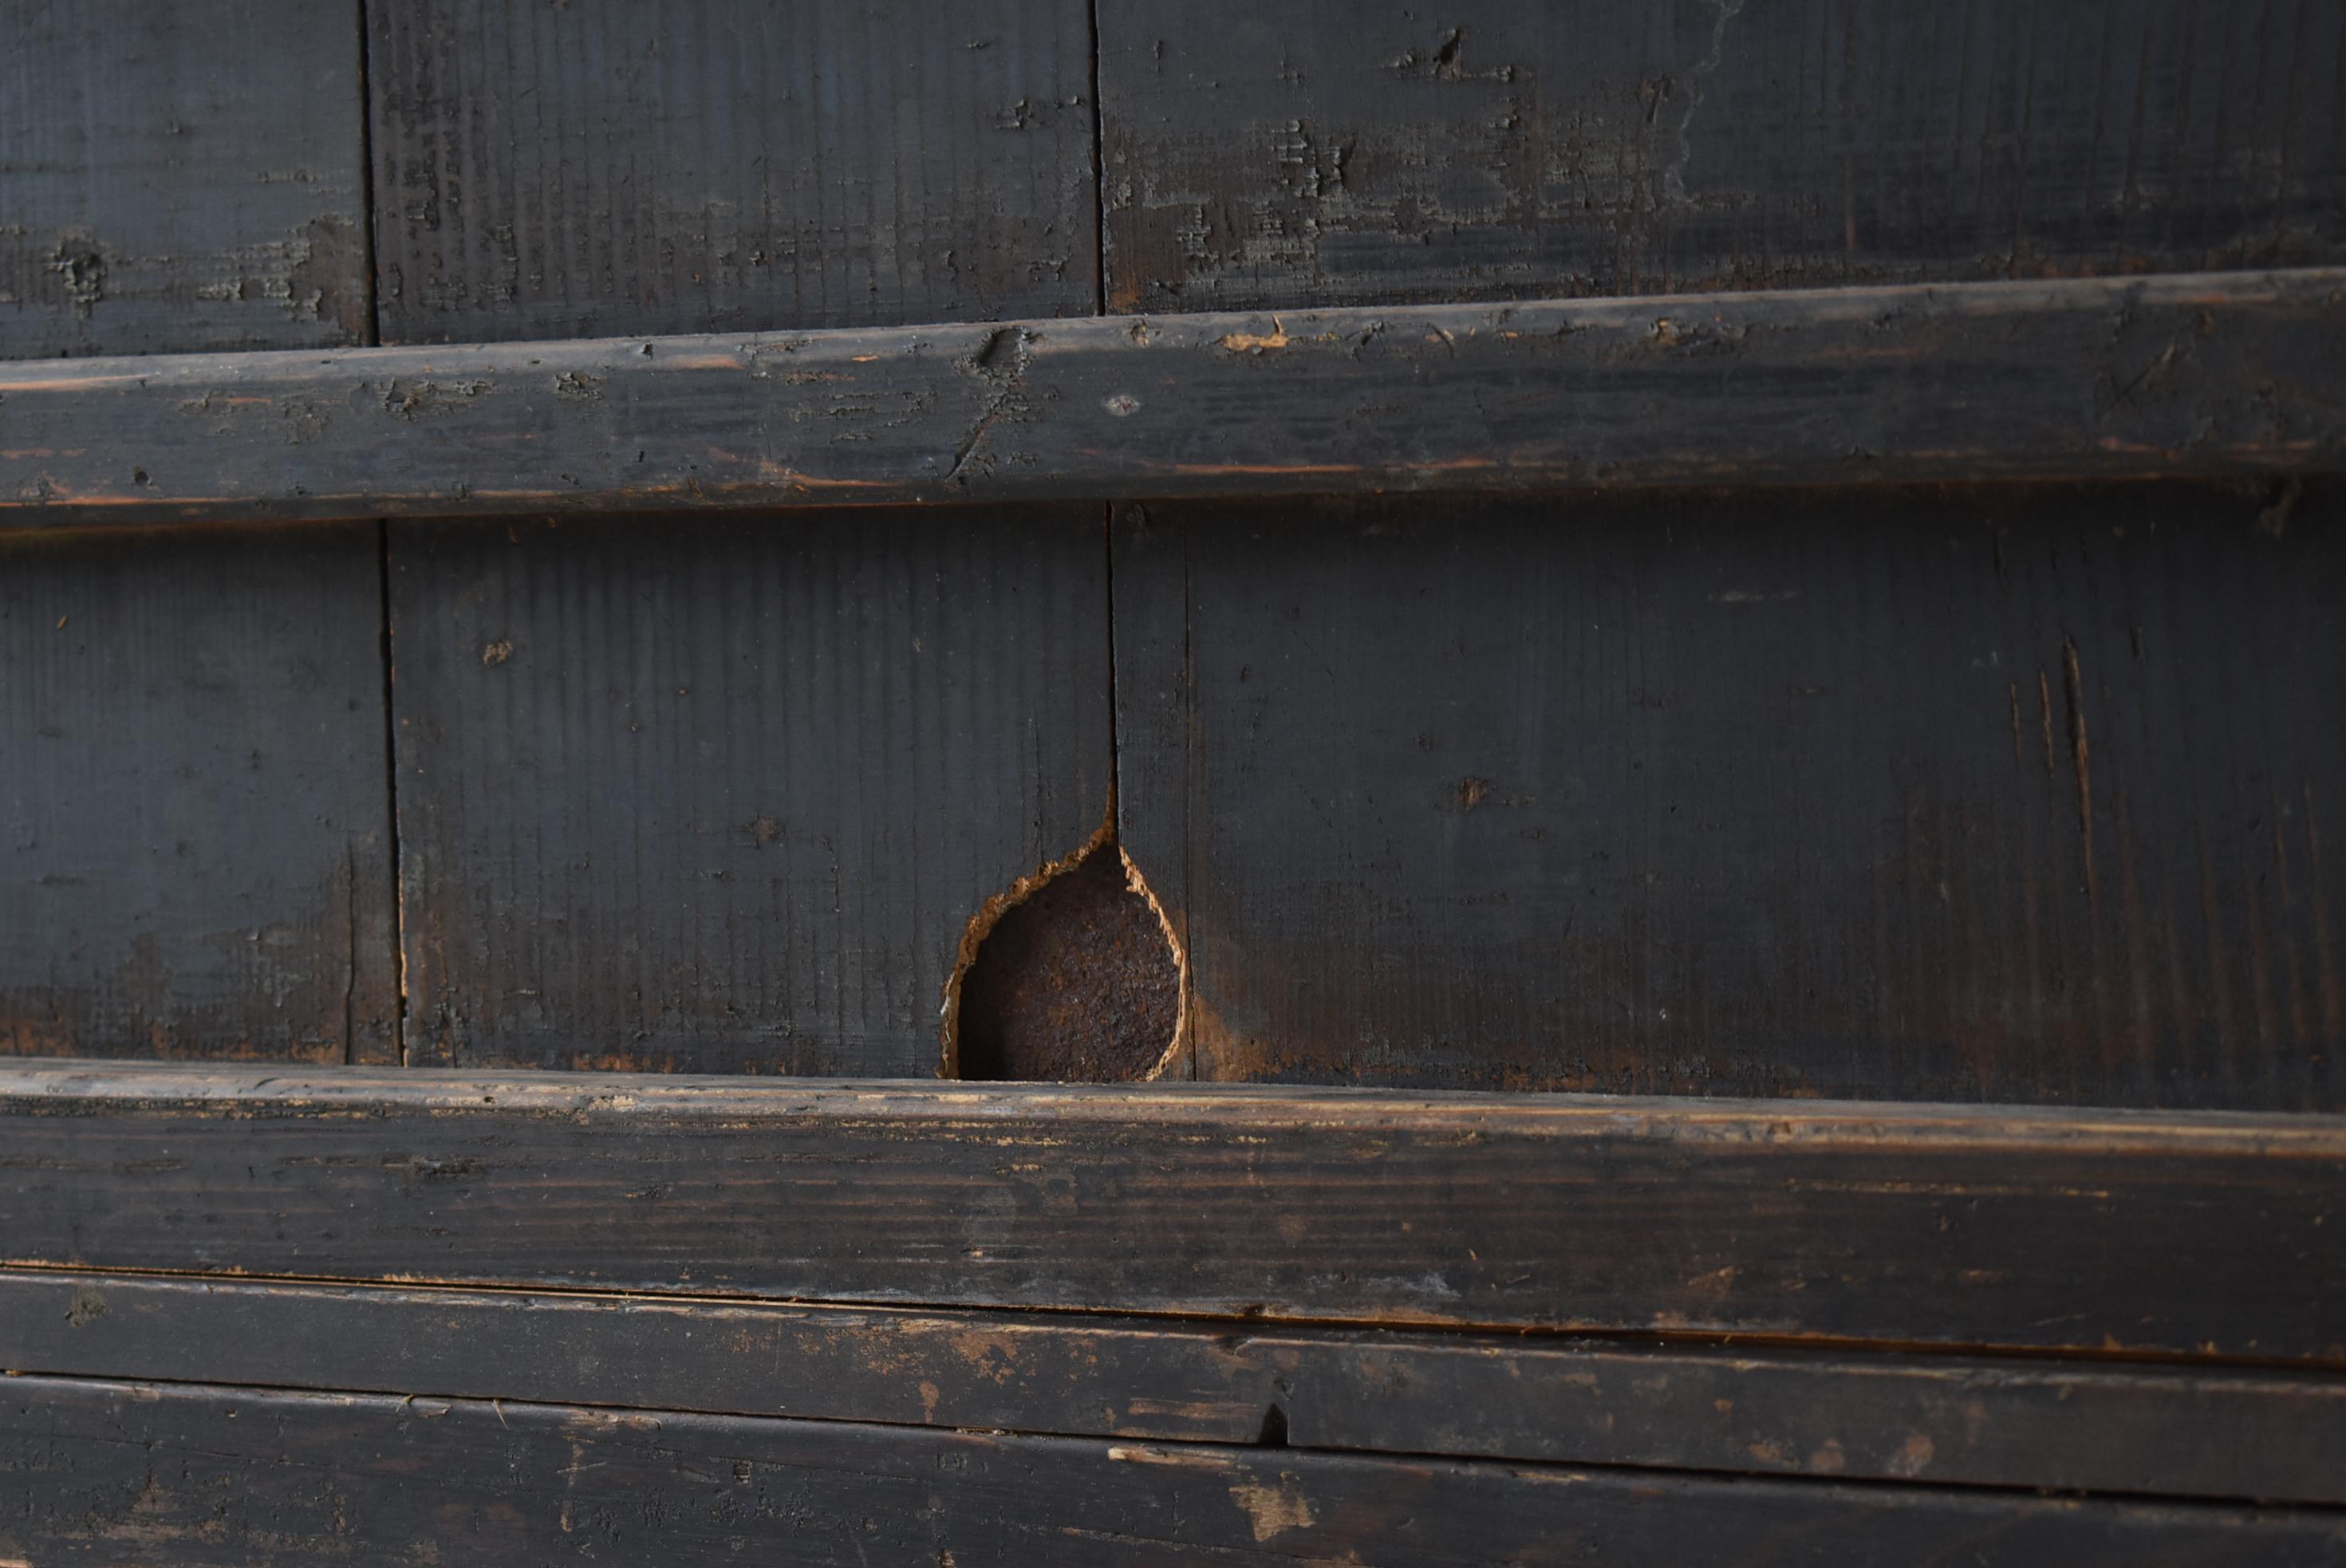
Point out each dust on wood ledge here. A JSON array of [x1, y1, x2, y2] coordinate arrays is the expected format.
[[2, 1061, 2340, 1363], [5, 1269, 2344, 1504], [2, 268, 2340, 528]]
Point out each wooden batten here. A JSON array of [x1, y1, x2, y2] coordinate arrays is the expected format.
[[2, 1062, 2340, 1361], [3, 270, 2340, 529], [4, 1271, 2344, 1503]]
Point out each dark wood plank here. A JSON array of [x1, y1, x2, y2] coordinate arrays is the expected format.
[[0, 0, 369, 357], [5, 270, 2341, 528], [1100, 0, 2346, 313], [388, 506, 1109, 1072], [0, 526, 397, 1063], [1, 1063, 2340, 1361], [2, 1376, 2339, 1565], [369, 0, 1098, 344], [1114, 481, 2346, 1109], [6, 1271, 2344, 1503], [0, 3, 392, 1063]]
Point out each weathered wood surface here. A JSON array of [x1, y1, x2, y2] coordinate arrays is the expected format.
[[369, 0, 1098, 344], [387, 506, 1109, 1073], [6, 1271, 2344, 1503], [0, 0, 370, 358], [3, 1377, 2340, 1566], [0, 526, 398, 1064], [0, 7, 394, 1067], [1115, 480, 2346, 1108], [1, 1064, 2340, 1360], [5, 270, 2341, 528], [1100, 0, 2346, 313]]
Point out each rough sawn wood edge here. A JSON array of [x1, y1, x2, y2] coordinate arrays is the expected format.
[[1, 1062, 2339, 1364], [4, 1270, 2343, 1503], [2, 269, 2339, 527]]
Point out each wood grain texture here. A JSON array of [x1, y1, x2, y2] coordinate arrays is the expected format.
[[1100, 0, 2346, 313], [1, 1063, 2340, 1361], [0, 526, 397, 1064], [2, 1377, 2340, 1566], [1114, 482, 2346, 1109], [0, 0, 369, 357], [6, 1271, 2344, 1502], [369, 0, 1098, 343], [5, 270, 2340, 528], [388, 506, 1109, 1072]]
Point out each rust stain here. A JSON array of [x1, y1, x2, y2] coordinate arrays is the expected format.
[[285, 215, 369, 337], [2061, 638, 2095, 900], [1186, 992, 1252, 1083], [2308, 783, 2344, 1046], [2036, 669, 2055, 779], [1888, 1432, 1936, 1479]]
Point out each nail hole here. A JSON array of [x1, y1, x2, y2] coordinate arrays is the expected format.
[[1256, 1403, 1289, 1447]]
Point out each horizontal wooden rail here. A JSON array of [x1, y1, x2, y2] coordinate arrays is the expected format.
[[4, 1271, 2340, 1503], [10, 1376, 2341, 1565], [2, 1062, 2340, 1361], [3, 270, 2340, 527]]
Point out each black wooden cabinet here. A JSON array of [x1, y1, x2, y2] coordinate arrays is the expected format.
[[2, 2, 2342, 1560]]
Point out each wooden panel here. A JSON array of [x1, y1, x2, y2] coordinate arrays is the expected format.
[[2, 1377, 2338, 1565], [388, 506, 1108, 1072], [1, 1064, 2340, 1360], [1114, 483, 2346, 1108], [0, 526, 396, 1063], [369, 0, 1098, 343], [6, 1271, 2344, 1503], [1099, 0, 2346, 313], [0, 7, 389, 1064], [7, 270, 2342, 529], [0, 0, 369, 357]]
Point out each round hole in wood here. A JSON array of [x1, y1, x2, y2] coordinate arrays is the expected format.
[[943, 838, 1181, 1081]]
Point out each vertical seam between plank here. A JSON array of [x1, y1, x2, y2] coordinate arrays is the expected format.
[[377, 518, 407, 1066], [1086, 0, 1109, 317], [353, 0, 384, 349], [354, 0, 404, 1064]]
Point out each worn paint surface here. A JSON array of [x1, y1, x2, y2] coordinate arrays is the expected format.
[[1117, 481, 2346, 1107], [7, 270, 2343, 527], [1101, 0, 2346, 312], [3, 1063, 2343, 1360], [0, 523, 397, 1062], [388, 506, 1110, 1074], [7, 1377, 2341, 1565], [369, 0, 1099, 343], [10, 1270, 2344, 1501], [0, 0, 370, 357]]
